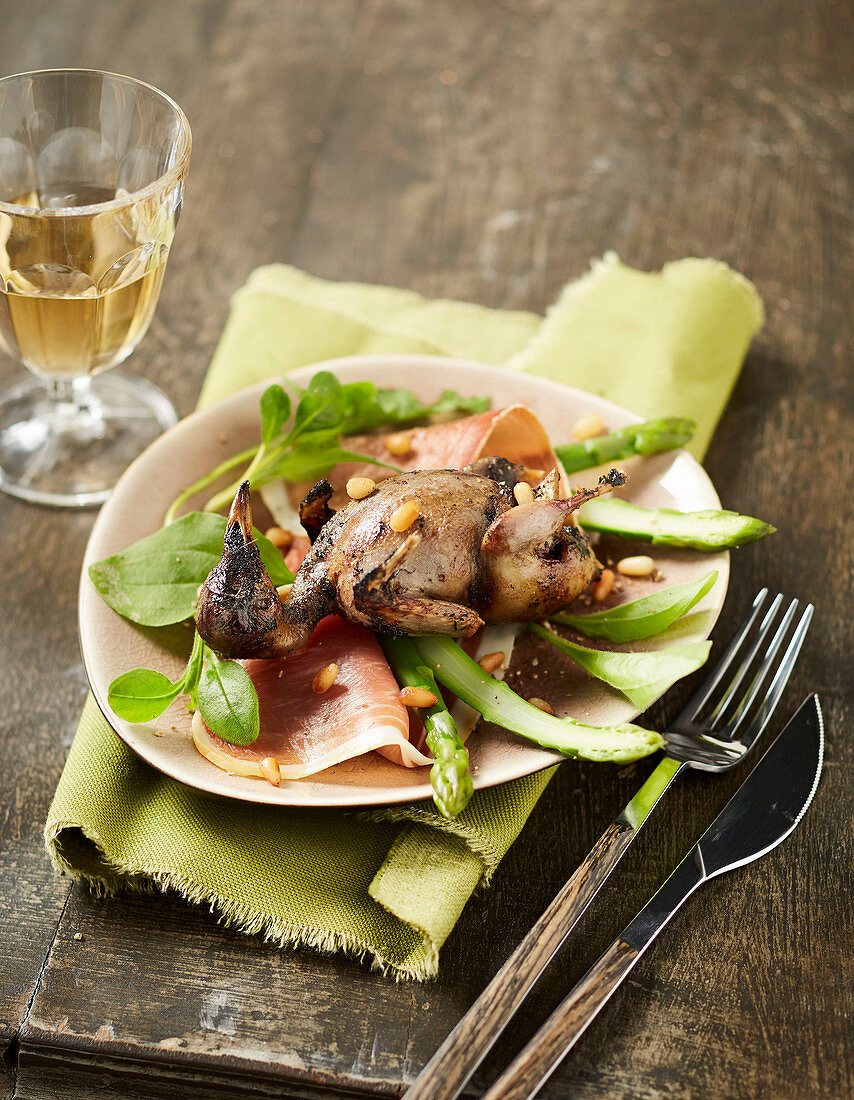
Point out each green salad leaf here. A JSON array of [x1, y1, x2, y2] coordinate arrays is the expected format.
[[368, 385, 489, 427], [190, 375, 490, 517], [89, 511, 294, 628], [107, 668, 184, 723], [197, 650, 260, 746], [552, 571, 718, 643], [260, 383, 292, 446], [529, 623, 710, 711], [184, 627, 206, 709]]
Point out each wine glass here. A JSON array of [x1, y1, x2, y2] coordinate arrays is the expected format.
[[0, 69, 191, 507]]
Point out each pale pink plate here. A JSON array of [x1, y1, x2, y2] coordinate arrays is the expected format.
[[79, 356, 728, 807]]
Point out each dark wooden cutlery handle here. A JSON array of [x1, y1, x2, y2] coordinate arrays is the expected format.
[[403, 820, 635, 1100], [480, 938, 640, 1100]]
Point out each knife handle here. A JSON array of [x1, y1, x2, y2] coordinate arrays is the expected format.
[[402, 820, 636, 1100], [480, 938, 640, 1100]]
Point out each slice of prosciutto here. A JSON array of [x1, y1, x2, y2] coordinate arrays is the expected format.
[[201, 402, 566, 782], [193, 616, 432, 781], [347, 403, 562, 478], [331, 403, 564, 509]]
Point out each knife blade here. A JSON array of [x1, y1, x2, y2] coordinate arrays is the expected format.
[[481, 694, 824, 1100], [623, 692, 824, 950]]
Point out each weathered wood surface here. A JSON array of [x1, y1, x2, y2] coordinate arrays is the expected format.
[[1, 0, 851, 1097], [480, 938, 642, 1100]]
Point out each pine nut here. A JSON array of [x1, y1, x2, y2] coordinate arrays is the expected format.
[[513, 481, 535, 506], [616, 555, 655, 577], [259, 757, 281, 786], [346, 476, 376, 500], [399, 686, 438, 708], [572, 412, 606, 440], [478, 651, 506, 675], [385, 431, 413, 456], [390, 499, 420, 531], [276, 584, 293, 601], [264, 526, 294, 550], [593, 569, 615, 601], [312, 662, 338, 694], [528, 697, 555, 715]]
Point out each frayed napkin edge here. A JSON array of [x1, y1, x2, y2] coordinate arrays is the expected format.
[[44, 818, 439, 982]]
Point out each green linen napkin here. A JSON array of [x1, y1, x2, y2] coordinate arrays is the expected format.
[[46, 252, 762, 979]]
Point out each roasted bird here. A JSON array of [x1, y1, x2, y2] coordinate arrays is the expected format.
[[195, 459, 626, 659]]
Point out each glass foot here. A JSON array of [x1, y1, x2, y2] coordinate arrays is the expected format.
[[0, 372, 178, 508]]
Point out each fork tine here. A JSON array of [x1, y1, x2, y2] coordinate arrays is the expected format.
[[679, 588, 769, 723], [715, 597, 798, 733], [704, 594, 792, 730], [725, 603, 813, 746], [704, 592, 786, 729]]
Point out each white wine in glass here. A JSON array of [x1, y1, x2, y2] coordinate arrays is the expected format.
[[0, 70, 191, 507]]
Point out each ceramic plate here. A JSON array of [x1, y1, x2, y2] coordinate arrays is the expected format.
[[80, 355, 728, 807]]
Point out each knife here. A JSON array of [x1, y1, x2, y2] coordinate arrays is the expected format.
[[480, 694, 824, 1100]]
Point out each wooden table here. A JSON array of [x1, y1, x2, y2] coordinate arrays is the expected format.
[[2, 2, 851, 1097]]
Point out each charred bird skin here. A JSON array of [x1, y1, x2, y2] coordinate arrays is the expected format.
[[195, 462, 627, 659]]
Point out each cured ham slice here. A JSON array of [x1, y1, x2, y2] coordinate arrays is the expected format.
[[205, 402, 568, 782], [328, 403, 564, 508], [345, 403, 558, 476], [193, 616, 432, 780], [283, 534, 311, 575]]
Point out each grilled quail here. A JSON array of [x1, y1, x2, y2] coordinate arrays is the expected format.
[[196, 459, 625, 659]]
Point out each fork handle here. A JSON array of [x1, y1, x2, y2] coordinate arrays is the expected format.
[[402, 820, 636, 1100], [480, 939, 640, 1100]]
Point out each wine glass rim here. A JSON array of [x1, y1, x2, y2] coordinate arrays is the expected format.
[[0, 68, 192, 218]]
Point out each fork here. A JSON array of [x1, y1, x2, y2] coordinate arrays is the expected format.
[[403, 589, 813, 1100]]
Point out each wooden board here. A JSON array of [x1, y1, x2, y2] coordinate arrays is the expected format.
[[1, 0, 851, 1097]]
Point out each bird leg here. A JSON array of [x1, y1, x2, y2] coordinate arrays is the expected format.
[[195, 482, 324, 658]]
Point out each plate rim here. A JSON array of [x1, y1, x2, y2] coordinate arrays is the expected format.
[[80, 353, 728, 807]]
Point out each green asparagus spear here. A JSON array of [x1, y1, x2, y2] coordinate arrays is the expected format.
[[379, 635, 474, 819], [577, 496, 776, 550], [555, 417, 695, 474], [412, 635, 664, 764]]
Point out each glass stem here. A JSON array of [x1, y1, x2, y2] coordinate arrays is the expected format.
[[47, 375, 100, 419], [47, 377, 76, 404]]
